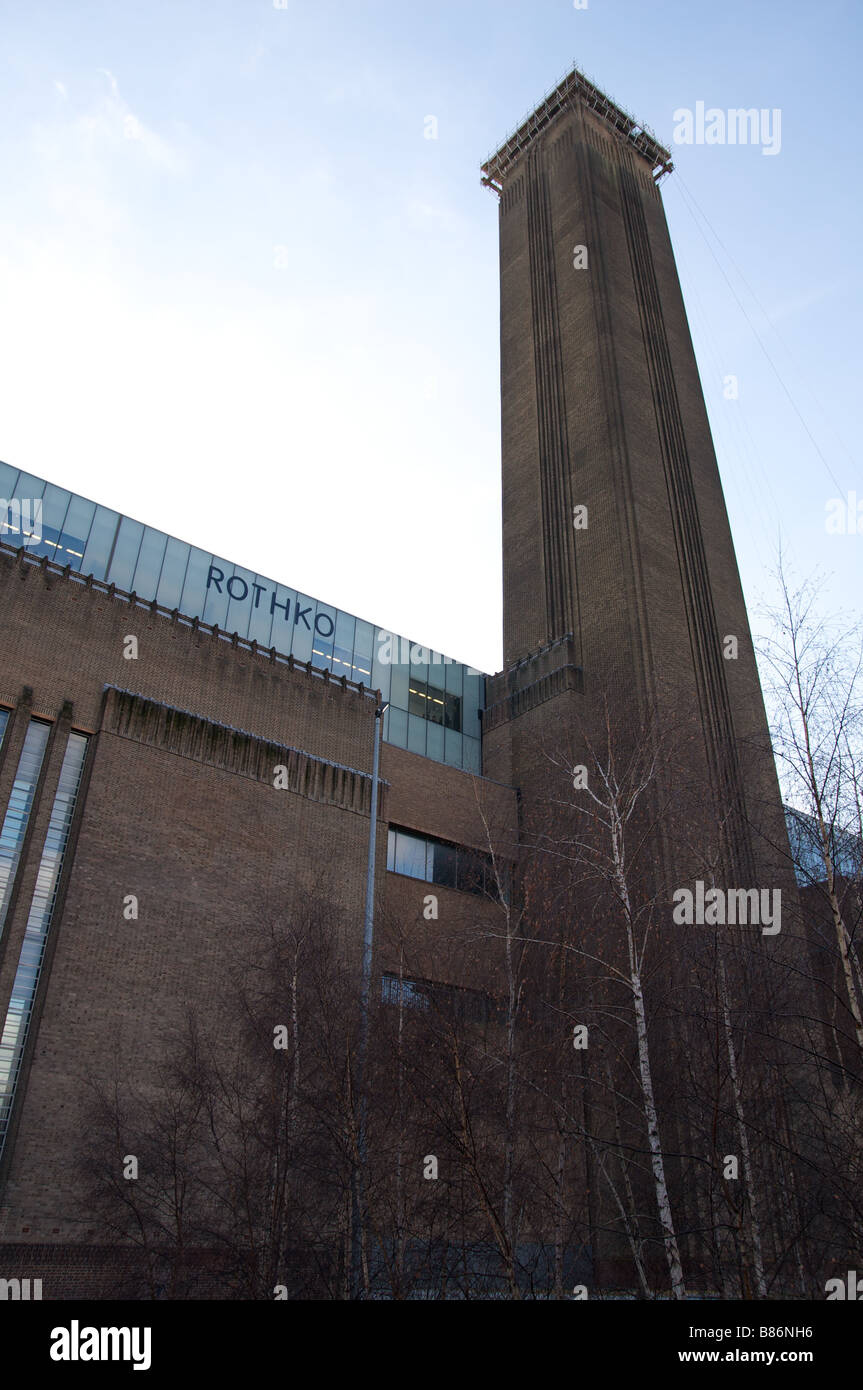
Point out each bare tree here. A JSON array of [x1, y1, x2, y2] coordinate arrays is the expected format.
[[758, 556, 863, 1062]]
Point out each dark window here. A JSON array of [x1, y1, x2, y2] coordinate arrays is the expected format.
[[381, 973, 431, 1011], [381, 972, 496, 1025], [407, 677, 461, 731], [386, 826, 506, 900], [430, 840, 458, 889]]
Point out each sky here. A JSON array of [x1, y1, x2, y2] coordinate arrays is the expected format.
[[0, 0, 860, 676]]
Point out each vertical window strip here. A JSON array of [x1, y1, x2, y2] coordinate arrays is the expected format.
[[0, 732, 88, 1154], [0, 720, 51, 935], [0, 709, 9, 751]]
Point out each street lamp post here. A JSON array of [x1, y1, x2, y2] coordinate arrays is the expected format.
[[360, 701, 387, 1046], [351, 698, 388, 1298]]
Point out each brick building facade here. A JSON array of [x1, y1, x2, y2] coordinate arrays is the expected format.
[[0, 69, 830, 1299]]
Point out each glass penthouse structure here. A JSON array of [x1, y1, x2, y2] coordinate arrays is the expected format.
[[0, 463, 484, 772]]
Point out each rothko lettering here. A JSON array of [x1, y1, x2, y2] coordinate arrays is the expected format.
[[207, 566, 335, 636]]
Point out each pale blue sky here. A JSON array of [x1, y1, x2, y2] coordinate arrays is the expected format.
[[1, 0, 859, 674]]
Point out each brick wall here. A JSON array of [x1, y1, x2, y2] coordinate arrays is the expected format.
[[0, 550, 517, 1259]]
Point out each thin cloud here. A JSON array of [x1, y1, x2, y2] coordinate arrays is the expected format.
[[80, 67, 185, 172]]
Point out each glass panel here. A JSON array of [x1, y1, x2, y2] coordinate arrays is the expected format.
[[389, 664, 409, 713], [107, 517, 144, 590], [405, 674, 458, 729], [444, 691, 462, 732], [393, 830, 428, 880], [408, 678, 427, 720], [354, 620, 374, 683], [312, 603, 337, 668], [427, 682, 445, 724], [445, 660, 464, 695], [3, 474, 47, 553], [387, 831, 495, 897], [0, 709, 8, 751], [247, 574, 275, 647], [0, 499, 33, 551], [311, 630, 334, 670], [201, 554, 233, 629], [0, 721, 51, 934], [783, 808, 862, 885], [409, 641, 429, 686], [223, 565, 255, 638], [288, 592, 313, 662], [0, 463, 19, 498], [381, 974, 430, 1011], [81, 505, 119, 580], [444, 728, 463, 769], [8, 472, 46, 503], [407, 714, 427, 756], [330, 611, 355, 680], [462, 670, 483, 738], [331, 644, 354, 678], [334, 611, 355, 656], [401, 979, 430, 1011], [156, 537, 190, 610], [54, 495, 94, 569], [181, 548, 218, 623], [352, 651, 373, 685], [371, 630, 392, 704], [31, 484, 71, 561], [426, 722, 444, 763], [0, 732, 88, 1155], [131, 526, 168, 599], [431, 841, 458, 889], [385, 705, 407, 749], [436, 681, 458, 728]]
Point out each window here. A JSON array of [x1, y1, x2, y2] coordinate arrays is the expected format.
[[0, 732, 88, 1156], [381, 973, 430, 1011], [0, 721, 51, 934], [28, 522, 89, 565], [381, 972, 497, 1025], [386, 826, 505, 899], [407, 677, 461, 732], [388, 828, 430, 880], [785, 805, 862, 887], [430, 840, 457, 889]]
